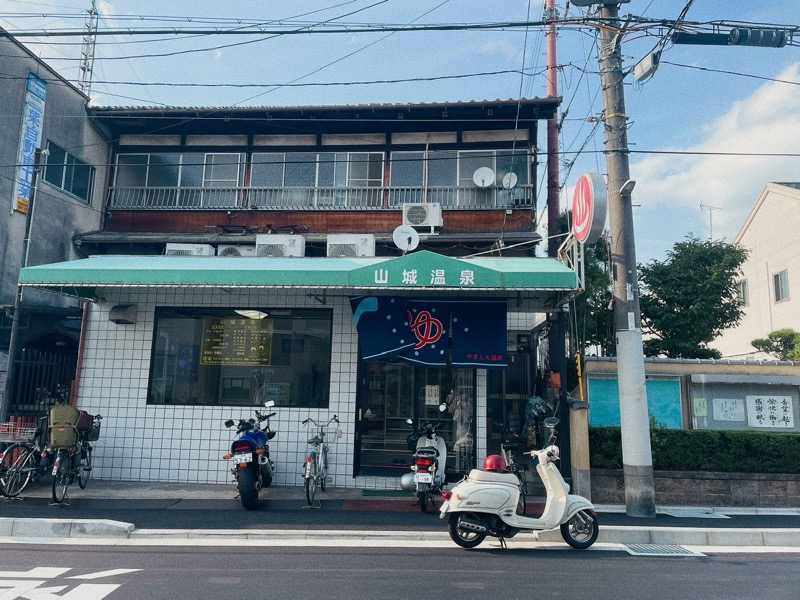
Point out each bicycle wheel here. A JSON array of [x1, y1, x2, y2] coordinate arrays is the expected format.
[[305, 459, 318, 505], [1, 443, 35, 497], [319, 447, 327, 492], [516, 478, 527, 515], [78, 446, 92, 489], [51, 451, 70, 504]]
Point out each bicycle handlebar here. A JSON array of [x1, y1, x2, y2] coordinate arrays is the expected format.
[[303, 415, 339, 428]]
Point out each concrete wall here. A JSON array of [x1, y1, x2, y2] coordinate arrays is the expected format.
[[0, 36, 108, 310]]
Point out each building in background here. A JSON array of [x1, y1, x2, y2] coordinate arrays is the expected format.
[[0, 28, 108, 418], [713, 182, 800, 360]]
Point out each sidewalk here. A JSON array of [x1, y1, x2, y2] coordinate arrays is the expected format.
[[2, 479, 800, 549]]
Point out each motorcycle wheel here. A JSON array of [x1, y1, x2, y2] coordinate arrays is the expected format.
[[238, 466, 259, 510], [447, 513, 486, 549], [417, 490, 429, 512], [560, 510, 599, 549]]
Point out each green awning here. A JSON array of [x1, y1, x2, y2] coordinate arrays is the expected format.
[[18, 250, 580, 303]]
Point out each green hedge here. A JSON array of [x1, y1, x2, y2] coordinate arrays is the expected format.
[[589, 426, 800, 474]]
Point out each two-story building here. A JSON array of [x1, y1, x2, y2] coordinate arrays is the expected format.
[[15, 98, 587, 490], [0, 28, 108, 420]]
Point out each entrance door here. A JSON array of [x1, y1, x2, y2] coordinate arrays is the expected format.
[[355, 360, 475, 477]]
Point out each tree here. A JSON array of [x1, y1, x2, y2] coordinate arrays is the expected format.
[[752, 328, 800, 361], [638, 235, 748, 359]]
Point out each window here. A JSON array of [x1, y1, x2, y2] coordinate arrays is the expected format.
[[148, 308, 332, 408], [43, 141, 94, 203], [773, 271, 789, 303], [735, 279, 749, 307]]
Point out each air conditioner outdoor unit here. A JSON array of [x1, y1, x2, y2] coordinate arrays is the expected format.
[[255, 234, 306, 257], [326, 233, 376, 257], [165, 243, 216, 256], [402, 202, 443, 230], [217, 244, 256, 257]]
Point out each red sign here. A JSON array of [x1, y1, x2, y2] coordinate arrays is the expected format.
[[571, 172, 607, 244]]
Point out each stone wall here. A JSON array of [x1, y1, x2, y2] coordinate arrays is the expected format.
[[591, 469, 800, 507]]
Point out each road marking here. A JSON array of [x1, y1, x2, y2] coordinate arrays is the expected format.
[[68, 569, 141, 580]]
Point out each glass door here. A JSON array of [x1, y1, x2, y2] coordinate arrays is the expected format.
[[355, 360, 476, 477]]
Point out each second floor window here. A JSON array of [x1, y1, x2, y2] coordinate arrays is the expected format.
[[774, 270, 789, 303], [43, 141, 94, 203], [735, 279, 749, 306]]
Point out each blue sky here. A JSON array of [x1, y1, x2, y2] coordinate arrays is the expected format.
[[1, 0, 798, 263]]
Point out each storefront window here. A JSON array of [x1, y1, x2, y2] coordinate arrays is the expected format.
[[148, 307, 332, 407]]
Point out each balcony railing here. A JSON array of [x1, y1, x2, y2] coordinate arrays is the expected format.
[[107, 185, 535, 210]]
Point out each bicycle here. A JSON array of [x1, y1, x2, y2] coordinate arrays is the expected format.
[[0, 418, 49, 498], [50, 413, 102, 504], [301, 415, 339, 506], [498, 422, 530, 515]]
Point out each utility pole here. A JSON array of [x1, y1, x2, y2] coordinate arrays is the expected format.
[[544, 0, 571, 474], [596, 2, 656, 517]]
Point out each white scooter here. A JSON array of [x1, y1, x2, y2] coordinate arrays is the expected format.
[[400, 403, 448, 512], [439, 417, 599, 549]]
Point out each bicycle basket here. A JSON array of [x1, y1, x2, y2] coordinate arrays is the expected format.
[[0, 422, 37, 443], [87, 420, 101, 441]]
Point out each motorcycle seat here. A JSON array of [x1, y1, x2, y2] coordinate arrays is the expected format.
[[468, 469, 520, 486]]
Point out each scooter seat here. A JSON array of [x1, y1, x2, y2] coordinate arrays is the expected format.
[[468, 469, 520, 486]]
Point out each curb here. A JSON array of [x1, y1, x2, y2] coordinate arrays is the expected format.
[[3, 517, 799, 547]]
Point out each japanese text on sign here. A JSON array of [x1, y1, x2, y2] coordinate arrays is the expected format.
[[200, 317, 273, 366], [746, 395, 795, 428]]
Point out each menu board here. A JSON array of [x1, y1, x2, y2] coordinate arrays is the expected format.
[[200, 317, 273, 366]]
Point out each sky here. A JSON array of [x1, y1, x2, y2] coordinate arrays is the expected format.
[[1, 0, 798, 263]]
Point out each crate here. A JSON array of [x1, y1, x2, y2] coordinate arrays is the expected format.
[[0, 423, 37, 443]]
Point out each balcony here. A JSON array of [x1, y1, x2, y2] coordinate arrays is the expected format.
[[107, 184, 536, 211]]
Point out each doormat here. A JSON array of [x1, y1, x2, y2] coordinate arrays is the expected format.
[[361, 489, 408, 497]]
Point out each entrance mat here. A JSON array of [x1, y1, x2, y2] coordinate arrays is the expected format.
[[361, 489, 408, 497]]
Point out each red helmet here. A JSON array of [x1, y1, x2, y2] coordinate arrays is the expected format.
[[483, 454, 507, 472]]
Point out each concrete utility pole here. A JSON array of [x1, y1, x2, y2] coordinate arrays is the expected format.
[[596, 2, 656, 517]]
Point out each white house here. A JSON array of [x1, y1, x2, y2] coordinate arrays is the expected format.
[[713, 182, 800, 359]]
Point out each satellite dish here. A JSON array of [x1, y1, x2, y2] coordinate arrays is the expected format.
[[502, 172, 518, 189], [472, 167, 495, 188], [392, 225, 420, 253]]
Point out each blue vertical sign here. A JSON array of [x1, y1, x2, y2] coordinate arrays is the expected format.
[[12, 72, 47, 214]]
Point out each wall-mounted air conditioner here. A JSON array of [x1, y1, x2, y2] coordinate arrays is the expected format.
[[255, 234, 306, 257], [326, 233, 376, 257], [402, 202, 442, 230], [165, 243, 216, 256], [217, 244, 256, 257]]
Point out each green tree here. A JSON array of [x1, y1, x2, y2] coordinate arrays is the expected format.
[[752, 328, 800, 361], [638, 235, 748, 359]]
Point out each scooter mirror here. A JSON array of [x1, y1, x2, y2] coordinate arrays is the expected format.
[[439, 403, 448, 413], [264, 400, 276, 408], [224, 419, 235, 428]]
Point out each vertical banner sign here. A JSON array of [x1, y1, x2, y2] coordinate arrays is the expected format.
[[13, 72, 48, 214]]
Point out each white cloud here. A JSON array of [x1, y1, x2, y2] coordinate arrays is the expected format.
[[631, 62, 800, 261]]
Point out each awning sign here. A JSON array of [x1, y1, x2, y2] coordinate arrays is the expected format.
[[13, 72, 47, 214]]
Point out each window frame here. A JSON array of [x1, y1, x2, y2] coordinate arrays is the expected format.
[[43, 140, 95, 203], [773, 270, 789, 303]]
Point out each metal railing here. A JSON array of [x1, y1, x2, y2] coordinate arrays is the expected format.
[[107, 184, 536, 210]]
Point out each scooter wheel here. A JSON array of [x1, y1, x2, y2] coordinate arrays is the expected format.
[[448, 513, 486, 549], [560, 510, 599, 549]]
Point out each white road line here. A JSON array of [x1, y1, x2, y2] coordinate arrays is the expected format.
[[68, 569, 142, 580]]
